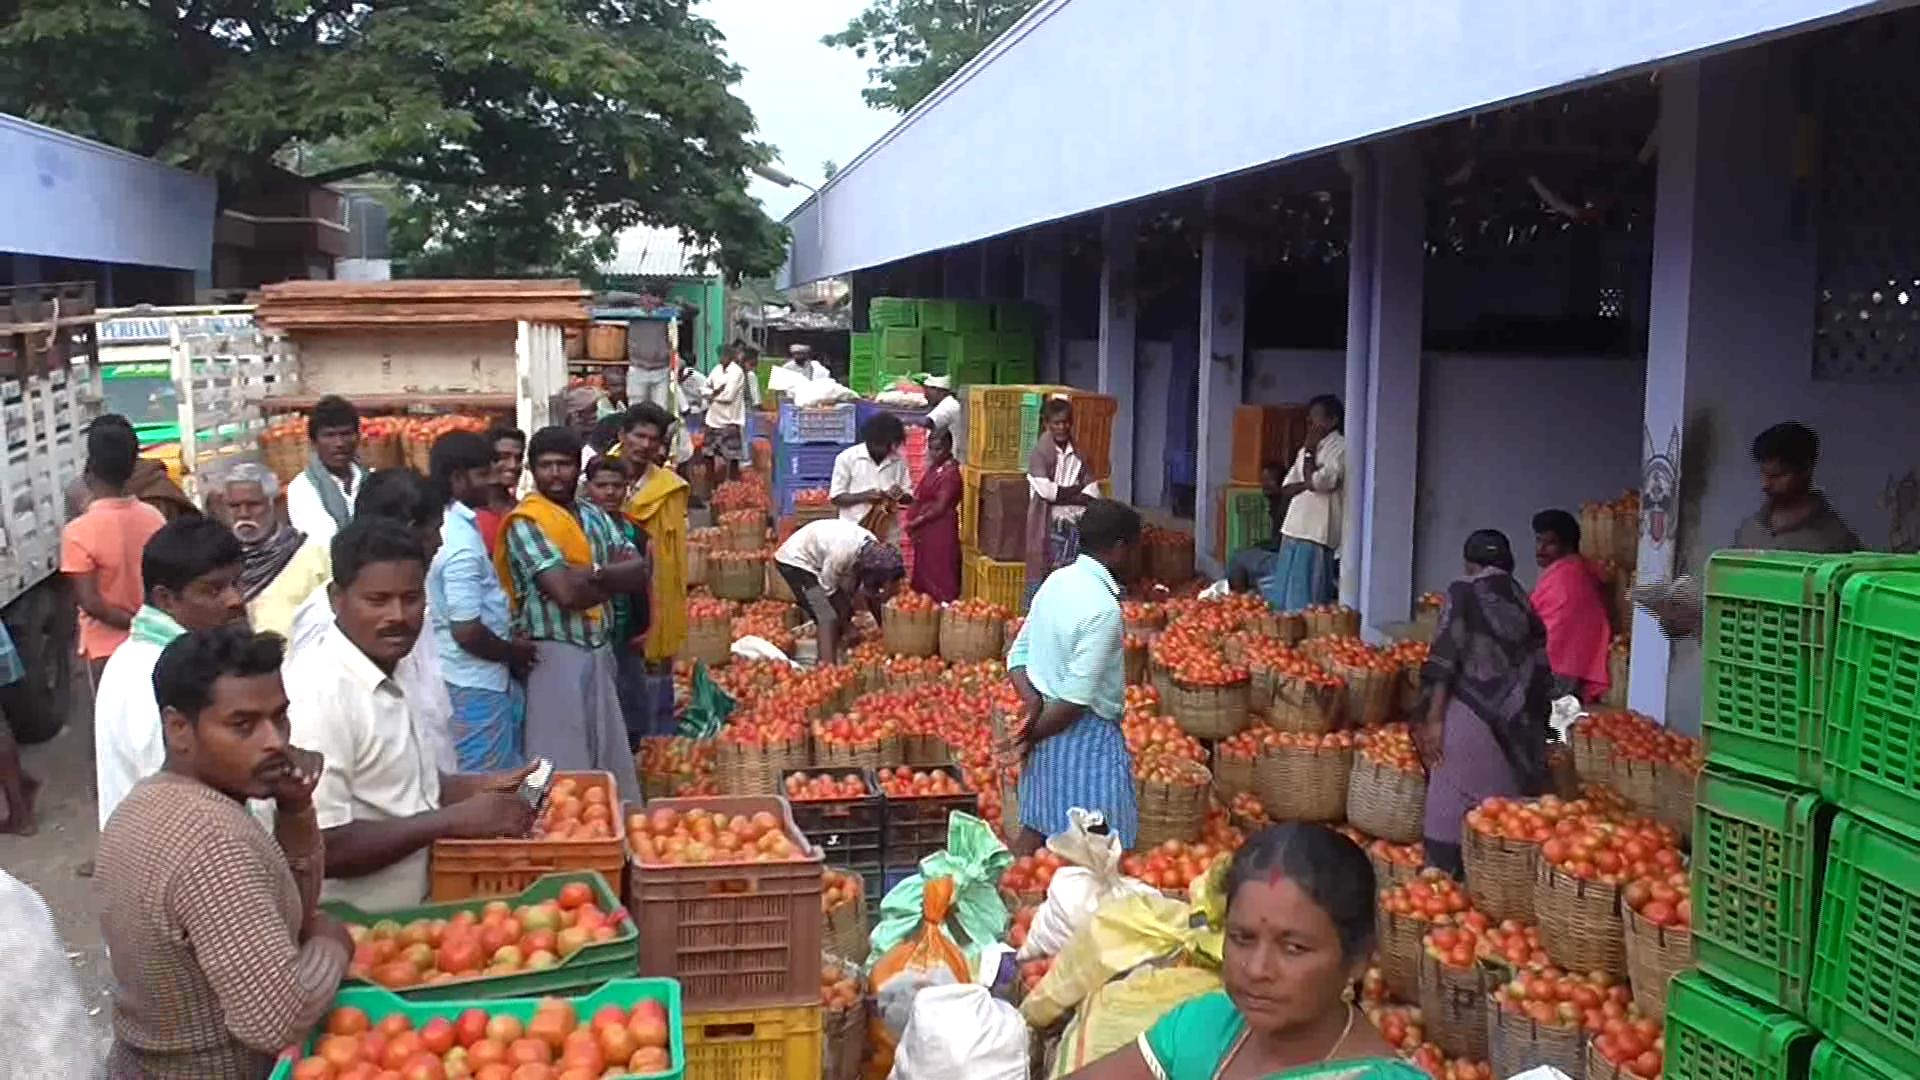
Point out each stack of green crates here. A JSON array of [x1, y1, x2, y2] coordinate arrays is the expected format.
[[1682, 550, 1920, 1080], [923, 328, 951, 376], [869, 297, 917, 328], [995, 331, 1037, 383], [949, 333, 996, 386], [848, 332, 877, 394]]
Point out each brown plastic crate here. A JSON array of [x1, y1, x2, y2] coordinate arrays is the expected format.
[[875, 764, 980, 869], [627, 796, 823, 1010], [1230, 404, 1311, 484], [428, 770, 626, 901], [966, 466, 1030, 562]]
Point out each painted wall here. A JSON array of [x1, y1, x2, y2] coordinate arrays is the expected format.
[[1413, 353, 1647, 595], [0, 115, 216, 272], [1245, 348, 1347, 406], [783, 0, 1888, 284]]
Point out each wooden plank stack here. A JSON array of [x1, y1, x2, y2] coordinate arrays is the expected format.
[[253, 279, 592, 329]]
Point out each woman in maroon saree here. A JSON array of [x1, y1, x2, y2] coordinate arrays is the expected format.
[[905, 428, 963, 601]]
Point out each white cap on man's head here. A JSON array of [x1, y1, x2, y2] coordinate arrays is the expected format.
[[923, 375, 953, 390]]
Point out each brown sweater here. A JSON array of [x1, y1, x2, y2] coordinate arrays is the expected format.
[[97, 772, 348, 1079]]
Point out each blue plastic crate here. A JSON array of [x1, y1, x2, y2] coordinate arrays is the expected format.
[[775, 478, 836, 517], [774, 441, 845, 485], [777, 401, 859, 444]]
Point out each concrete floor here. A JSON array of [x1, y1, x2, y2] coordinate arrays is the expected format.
[[3, 675, 116, 1040]]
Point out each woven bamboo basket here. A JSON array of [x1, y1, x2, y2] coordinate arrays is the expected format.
[[765, 561, 795, 603], [1165, 678, 1250, 740], [1549, 746, 1580, 798], [1369, 849, 1420, 889], [815, 736, 901, 770], [708, 556, 766, 602], [1346, 757, 1426, 844], [1413, 601, 1443, 642], [1418, 952, 1491, 1061], [1396, 665, 1423, 719], [882, 608, 940, 657], [1533, 859, 1626, 977], [685, 542, 709, 588], [821, 957, 866, 1080], [1655, 762, 1697, 843], [1585, 1036, 1655, 1080], [1490, 1005, 1587, 1080], [1570, 728, 1615, 783], [1253, 742, 1352, 823], [1622, 906, 1693, 1020], [714, 738, 806, 795], [1604, 647, 1631, 710], [679, 617, 733, 669], [1610, 755, 1661, 817], [1212, 750, 1256, 800], [825, 887, 870, 963], [1268, 675, 1341, 733], [939, 609, 1005, 663], [1463, 827, 1539, 923], [1248, 664, 1279, 710], [1151, 666, 1174, 707], [361, 434, 404, 471], [1275, 612, 1308, 643], [721, 517, 764, 552], [1330, 660, 1395, 727], [1375, 909, 1432, 1001], [1133, 756, 1210, 850], [263, 437, 308, 483], [1125, 642, 1149, 686], [1303, 607, 1362, 639]]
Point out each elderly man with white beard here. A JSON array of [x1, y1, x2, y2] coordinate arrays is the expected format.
[[216, 462, 332, 639]]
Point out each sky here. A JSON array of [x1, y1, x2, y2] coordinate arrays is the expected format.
[[702, 0, 898, 219]]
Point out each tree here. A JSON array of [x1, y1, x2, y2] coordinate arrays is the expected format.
[[823, 0, 1037, 113], [822, 160, 840, 181], [0, 0, 788, 280]]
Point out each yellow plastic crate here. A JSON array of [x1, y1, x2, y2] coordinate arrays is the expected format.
[[683, 1002, 822, 1080], [965, 383, 1065, 472], [969, 549, 1029, 613]]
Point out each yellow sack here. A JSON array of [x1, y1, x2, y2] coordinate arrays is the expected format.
[[1049, 965, 1222, 1078], [1018, 889, 1224, 1029]]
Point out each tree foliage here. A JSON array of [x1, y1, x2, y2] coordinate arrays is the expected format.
[[823, 0, 1036, 113], [0, 0, 788, 280]]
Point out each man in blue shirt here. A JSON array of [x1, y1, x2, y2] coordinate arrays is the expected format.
[[429, 431, 536, 770], [1005, 498, 1143, 854]]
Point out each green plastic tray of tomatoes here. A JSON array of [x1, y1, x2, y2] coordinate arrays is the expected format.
[[270, 977, 682, 1080], [324, 870, 637, 1001]]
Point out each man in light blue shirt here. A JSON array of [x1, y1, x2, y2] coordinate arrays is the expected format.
[[1006, 498, 1142, 853], [429, 432, 536, 770]]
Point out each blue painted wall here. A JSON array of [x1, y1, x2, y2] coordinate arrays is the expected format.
[[1, 115, 216, 272]]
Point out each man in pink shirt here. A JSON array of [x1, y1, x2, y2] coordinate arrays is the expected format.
[[1529, 508, 1614, 702], [60, 421, 167, 684]]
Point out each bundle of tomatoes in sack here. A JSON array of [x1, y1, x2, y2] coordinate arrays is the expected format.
[[1019, 807, 1159, 961], [1019, 850, 1227, 1031], [866, 812, 1015, 1072]]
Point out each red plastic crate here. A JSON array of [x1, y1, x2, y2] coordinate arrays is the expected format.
[[626, 796, 823, 1010]]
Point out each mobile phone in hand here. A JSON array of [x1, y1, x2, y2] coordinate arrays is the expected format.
[[517, 758, 555, 817]]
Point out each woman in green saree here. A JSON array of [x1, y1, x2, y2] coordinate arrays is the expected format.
[[1066, 824, 1429, 1080]]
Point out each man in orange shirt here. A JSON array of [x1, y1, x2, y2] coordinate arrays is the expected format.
[[60, 422, 167, 686]]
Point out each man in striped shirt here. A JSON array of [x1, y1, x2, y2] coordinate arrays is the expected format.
[[501, 426, 649, 806], [1005, 499, 1142, 854]]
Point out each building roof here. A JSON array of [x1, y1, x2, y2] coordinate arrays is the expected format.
[[253, 279, 592, 329], [781, 0, 1893, 286], [608, 225, 715, 278]]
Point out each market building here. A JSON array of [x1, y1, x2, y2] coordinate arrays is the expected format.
[[778, 0, 1920, 730]]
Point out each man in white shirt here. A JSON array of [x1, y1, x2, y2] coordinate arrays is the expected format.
[[284, 516, 534, 910], [920, 376, 965, 462], [781, 343, 831, 382], [704, 349, 748, 482], [830, 412, 912, 539], [94, 516, 250, 829], [773, 519, 904, 665], [284, 395, 366, 548], [1268, 394, 1347, 612]]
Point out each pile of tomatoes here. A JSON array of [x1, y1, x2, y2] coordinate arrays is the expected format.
[[530, 777, 617, 841], [1228, 791, 1270, 827], [1491, 967, 1637, 1028], [1366, 1003, 1427, 1053], [294, 995, 674, 1080], [1359, 723, 1422, 771], [1477, 919, 1549, 972], [1422, 924, 1485, 970], [1622, 871, 1692, 929], [712, 479, 769, 513], [812, 709, 898, 752], [793, 488, 831, 508], [625, 805, 806, 865], [1122, 711, 1207, 765], [886, 589, 937, 616], [1002, 851, 1067, 897], [1538, 817, 1683, 885], [876, 766, 969, 798], [947, 597, 1012, 622], [1591, 1016, 1666, 1079], [348, 882, 618, 989], [1312, 635, 1399, 674], [715, 706, 807, 750], [820, 961, 861, 1012], [1379, 870, 1482, 927], [1215, 726, 1275, 765], [1119, 837, 1232, 893], [784, 772, 870, 801], [401, 412, 494, 449], [821, 869, 863, 914], [1465, 794, 1603, 845], [1007, 904, 1037, 950], [1155, 641, 1250, 688], [1405, 1046, 1494, 1080], [685, 596, 737, 625], [1267, 729, 1359, 752], [1120, 600, 1165, 629], [1135, 751, 1209, 787], [635, 737, 717, 797]]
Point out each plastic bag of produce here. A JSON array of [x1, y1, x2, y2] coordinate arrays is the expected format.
[[1048, 964, 1222, 1078], [677, 662, 734, 738], [889, 983, 1029, 1080], [868, 811, 1013, 969], [1019, 890, 1223, 1029], [1021, 808, 1157, 960], [868, 875, 973, 1076]]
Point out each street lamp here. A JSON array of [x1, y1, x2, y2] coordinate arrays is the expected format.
[[752, 164, 818, 194]]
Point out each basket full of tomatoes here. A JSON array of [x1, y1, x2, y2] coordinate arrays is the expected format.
[[707, 548, 768, 602], [1157, 641, 1252, 741], [939, 598, 1009, 663], [1461, 796, 1556, 924], [680, 596, 738, 669], [1621, 872, 1693, 1019], [1487, 968, 1634, 1080], [1377, 870, 1483, 1002], [1265, 655, 1344, 734], [1132, 752, 1211, 850], [1349, 724, 1427, 844], [882, 589, 940, 657], [821, 869, 869, 963], [1315, 636, 1399, 727], [1302, 603, 1361, 640], [1418, 924, 1493, 1061], [1253, 730, 1356, 824], [1533, 815, 1684, 979]]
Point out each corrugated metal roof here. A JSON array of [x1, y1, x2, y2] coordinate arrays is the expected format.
[[607, 225, 715, 277]]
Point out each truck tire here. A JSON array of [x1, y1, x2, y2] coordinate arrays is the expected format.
[[2, 576, 76, 745]]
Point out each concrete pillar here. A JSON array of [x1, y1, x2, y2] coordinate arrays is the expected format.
[[1356, 138, 1424, 631], [1196, 187, 1247, 578], [1023, 228, 1064, 384], [1099, 208, 1139, 503], [1340, 152, 1375, 609]]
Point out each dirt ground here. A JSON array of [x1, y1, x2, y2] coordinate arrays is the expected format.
[[3, 673, 116, 1040]]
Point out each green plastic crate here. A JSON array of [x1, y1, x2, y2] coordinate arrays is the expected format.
[[1700, 552, 1920, 788], [996, 331, 1037, 365], [323, 871, 638, 1001], [994, 301, 1039, 334], [868, 297, 917, 329], [1666, 971, 1820, 1080], [996, 358, 1037, 385], [954, 300, 994, 334], [879, 327, 923, 362], [1826, 570, 1920, 836], [914, 298, 956, 331], [1811, 814, 1920, 1079], [848, 332, 875, 364], [268, 978, 684, 1080], [847, 355, 877, 396], [948, 334, 997, 383], [922, 328, 951, 376], [1691, 767, 1832, 1016], [1811, 1040, 1900, 1080], [1222, 484, 1274, 557]]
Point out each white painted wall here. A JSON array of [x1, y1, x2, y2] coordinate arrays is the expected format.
[[1413, 353, 1647, 595], [784, 0, 1889, 284]]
